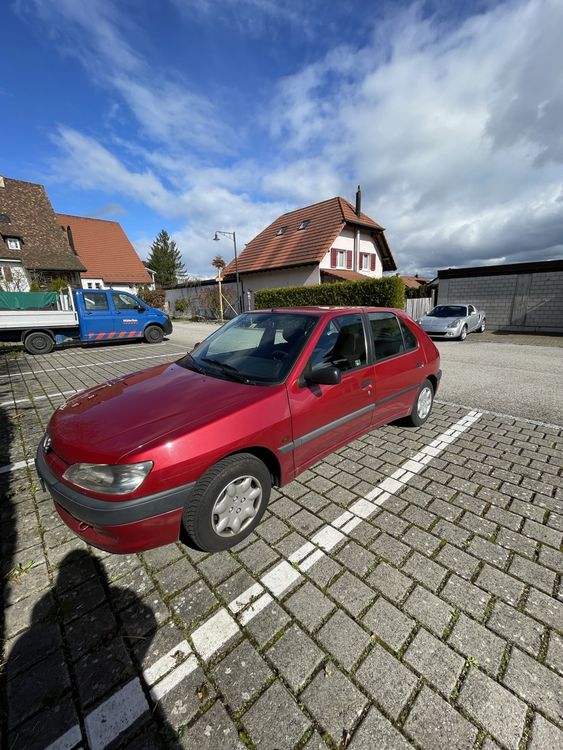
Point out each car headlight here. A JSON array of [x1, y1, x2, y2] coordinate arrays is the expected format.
[[416, 318, 424, 324], [447, 319, 461, 328], [63, 462, 153, 494]]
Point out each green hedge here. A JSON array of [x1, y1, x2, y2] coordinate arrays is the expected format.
[[254, 276, 405, 310]]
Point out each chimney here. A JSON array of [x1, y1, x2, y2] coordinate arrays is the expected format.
[[355, 185, 361, 217]]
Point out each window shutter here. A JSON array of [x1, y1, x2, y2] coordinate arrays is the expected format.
[[331, 248, 337, 268], [346, 250, 353, 269], [370, 254, 376, 272]]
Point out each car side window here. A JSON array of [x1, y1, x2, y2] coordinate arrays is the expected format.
[[83, 292, 109, 311], [399, 319, 418, 351], [112, 292, 140, 311], [310, 314, 367, 372], [468, 305, 475, 314], [369, 312, 405, 361]]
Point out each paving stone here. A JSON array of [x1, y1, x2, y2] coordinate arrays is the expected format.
[[538, 545, 563, 574], [120, 591, 168, 639], [306, 554, 343, 589], [237, 538, 280, 574], [6, 694, 79, 750], [436, 543, 480, 580], [459, 510, 497, 538], [289, 508, 325, 536], [132, 620, 186, 674], [545, 632, 563, 675], [404, 585, 454, 636], [370, 532, 410, 565], [4, 622, 62, 678], [348, 707, 412, 749], [64, 603, 118, 661], [348, 519, 381, 546], [496, 527, 537, 558], [487, 600, 544, 656], [485, 506, 522, 531], [74, 637, 133, 709], [141, 543, 184, 571], [336, 540, 376, 576], [509, 497, 543, 519], [467, 536, 509, 568], [402, 505, 436, 530], [402, 551, 447, 592], [433, 519, 472, 547], [404, 685, 478, 750], [267, 624, 324, 692], [317, 609, 370, 670], [454, 492, 487, 515], [197, 551, 240, 585], [111, 566, 157, 611], [180, 701, 244, 750], [427, 498, 463, 522], [524, 588, 563, 631], [217, 568, 257, 602], [57, 575, 107, 623], [212, 639, 273, 712], [476, 564, 525, 606], [458, 668, 527, 750], [355, 644, 418, 720], [372, 510, 410, 537], [170, 579, 218, 629], [527, 713, 563, 750], [402, 526, 441, 556], [302, 664, 368, 744], [243, 680, 310, 750], [285, 581, 335, 632], [368, 561, 412, 602], [404, 628, 464, 697], [328, 571, 375, 617], [448, 614, 506, 675], [362, 596, 415, 651], [255, 515, 290, 543], [509, 555, 556, 595], [6, 649, 71, 728], [275, 530, 308, 557], [503, 647, 563, 725], [245, 599, 291, 646], [155, 558, 199, 597]]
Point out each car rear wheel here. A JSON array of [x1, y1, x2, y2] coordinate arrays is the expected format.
[[459, 325, 468, 341], [182, 453, 271, 551], [478, 318, 486, 332], [24, 332, 54, 355], [406, 379, 434, 426], [144, 325, 164, 344]]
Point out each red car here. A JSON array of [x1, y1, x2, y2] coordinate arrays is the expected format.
[[36, 307, 440, 553]]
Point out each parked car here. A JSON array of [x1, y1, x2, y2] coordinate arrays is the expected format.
[[417, 304, 485, 340], [36, 307, 441, 553]]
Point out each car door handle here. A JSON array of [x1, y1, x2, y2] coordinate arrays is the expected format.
[[416, 361, 424, 367], [361, 380, 373, 388]]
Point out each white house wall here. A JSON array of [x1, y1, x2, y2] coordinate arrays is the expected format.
[[319, 228, 383, 278]]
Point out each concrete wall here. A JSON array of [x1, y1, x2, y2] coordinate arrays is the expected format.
[[166, 281, 238, 319], [438, 271, 563, 332], [240, 265, 320, 309]]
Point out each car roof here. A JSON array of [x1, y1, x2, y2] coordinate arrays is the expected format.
[[253, 306, 405, 315]]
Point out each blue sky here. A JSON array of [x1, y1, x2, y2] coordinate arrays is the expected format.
[[3, 0, 563, 277]]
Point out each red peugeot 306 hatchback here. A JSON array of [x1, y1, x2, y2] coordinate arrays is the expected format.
[[36, 307, 440, 553]]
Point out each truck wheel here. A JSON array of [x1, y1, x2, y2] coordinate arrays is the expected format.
[[182, 453, 271, 551], [144, 325, 164, 344], [406, 379, 434, 427], [24, 332, 54, 355]]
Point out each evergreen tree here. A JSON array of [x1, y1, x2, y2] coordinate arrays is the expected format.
[[146, 230, 186, 288]]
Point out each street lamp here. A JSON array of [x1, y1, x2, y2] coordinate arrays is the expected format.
[[213, 230, 241, 313]]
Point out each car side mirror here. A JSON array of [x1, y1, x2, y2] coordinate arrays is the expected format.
[[137, 306, 146, 312], [305, 365, 341, 386]]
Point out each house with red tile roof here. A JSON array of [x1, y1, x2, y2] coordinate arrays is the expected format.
[[223, 190, 396, 302], [0, 177, 85, 291], [400, 274, 430, 289], [56, 214, 153, 292]]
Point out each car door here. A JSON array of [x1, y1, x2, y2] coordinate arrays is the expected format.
[[111, 291, 145, 339], [368, 312, 425, 425], [288, 313, 375, 471], [467, 305, 479, 331], [80, 291, 118, 341]]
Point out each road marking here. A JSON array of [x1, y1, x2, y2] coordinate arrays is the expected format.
[[44, 724, 82, 750], [0, 459, 31, 475], [45, 409, 482, 749], [0, 388, 78, 408], [436, 399, 563, 430], [14, 351, 177, 378]]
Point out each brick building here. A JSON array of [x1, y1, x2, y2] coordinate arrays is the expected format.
[[437, 260, 563, 333]]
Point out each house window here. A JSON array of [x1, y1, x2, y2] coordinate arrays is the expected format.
[[275, 225, 288, 236], [331, 249, 352, 269], [6, 238, 21, 251], [360, 253, 370, 270], [0, 214, 10, 224], [298, 219, 310, 230], [87, 282, 93, 289]]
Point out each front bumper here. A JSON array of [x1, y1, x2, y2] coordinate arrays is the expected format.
[[422, 328, 460, 338], [35, 446, 192, 553], [164, 317, 173, 335]]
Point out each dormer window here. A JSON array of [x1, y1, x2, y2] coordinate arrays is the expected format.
[[298, 219, 310, 230], [275, 225, 288, 236], [6, 237, 21, 251], [0, 213, 10, 224]]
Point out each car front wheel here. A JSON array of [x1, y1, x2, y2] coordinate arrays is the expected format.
[[459, 325, 468, 341], [406, 379, 434, 427], [144, 325, 164, 344], [182, 453, 271, 551]]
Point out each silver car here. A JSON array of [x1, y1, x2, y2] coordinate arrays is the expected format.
[[417, 304, 486, 340]]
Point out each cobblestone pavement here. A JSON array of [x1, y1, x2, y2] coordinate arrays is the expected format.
[[1, 340, 562, 750]]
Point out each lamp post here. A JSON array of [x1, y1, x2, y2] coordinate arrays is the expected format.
[[213, 230, 241, 313]]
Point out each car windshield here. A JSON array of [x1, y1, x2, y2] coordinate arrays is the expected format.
[[177, 312, 318, 385], [428, 305, 467, 318]]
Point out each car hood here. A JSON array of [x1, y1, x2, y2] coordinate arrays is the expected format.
[[421, 316, 463, 327], [48, 361, 275, 463]]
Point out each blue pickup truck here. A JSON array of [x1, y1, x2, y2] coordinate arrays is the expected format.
[[0, 288, 172, 354]]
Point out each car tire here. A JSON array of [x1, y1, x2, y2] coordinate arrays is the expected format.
[[144, 325, 164, 344], [182, 453, 272, 551], [459, 325, 468, 341], [478, 318, 486, 332], [406, 379, 434, 427], [24, 332, 54, 355]]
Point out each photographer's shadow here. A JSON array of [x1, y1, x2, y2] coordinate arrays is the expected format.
[[5, 549, 182, 749]]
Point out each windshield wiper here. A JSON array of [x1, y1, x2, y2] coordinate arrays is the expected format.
[[202, 357, 252, 384], [180, 352, 206, 374]]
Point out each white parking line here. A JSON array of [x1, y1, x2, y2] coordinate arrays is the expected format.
[[436, 399, 563, 430], [14, 351, 177, 378], [45, 409, 482, 750], [0, 389, 78, 408], [0, 459, 31, 475]]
